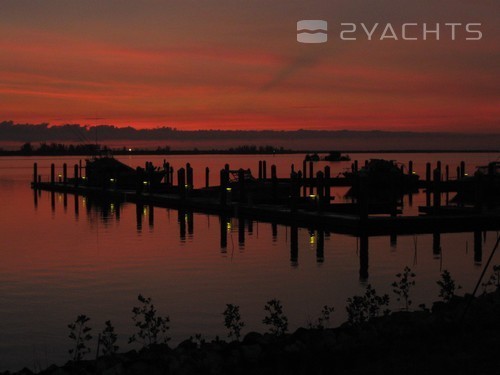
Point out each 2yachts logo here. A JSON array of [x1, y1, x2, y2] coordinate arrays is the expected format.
[[297, 20, 483, 43], [297, 20, 328, 43]]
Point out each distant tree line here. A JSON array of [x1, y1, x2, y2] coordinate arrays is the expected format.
[[0, 142, 290, 156]]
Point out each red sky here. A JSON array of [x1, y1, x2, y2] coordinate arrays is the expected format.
[[0, 0, 498, 132]]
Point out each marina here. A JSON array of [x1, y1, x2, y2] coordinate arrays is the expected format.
[[1, 153, 499, 371]]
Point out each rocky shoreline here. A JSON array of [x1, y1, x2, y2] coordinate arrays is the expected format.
[[3, 289, 500, 375]]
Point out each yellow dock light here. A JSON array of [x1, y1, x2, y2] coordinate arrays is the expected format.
[[226, 187, 232, 192]]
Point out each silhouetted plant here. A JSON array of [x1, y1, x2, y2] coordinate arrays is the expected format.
[[392, 266, 416, 311], [99, 320, 119, 356], [68, 315, 92, 361], [309, 305, 335, 329], [263, 299, 288, 336], [223, 304, 245, 340], [437, 270, 461, 302], [189, 333, 205, 348], [481, 265, 500, 294], [129, 294, 170, 347], [346, 284, 390, 325]]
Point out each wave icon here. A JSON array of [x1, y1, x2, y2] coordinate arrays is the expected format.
[[297, 20, 328, 43]]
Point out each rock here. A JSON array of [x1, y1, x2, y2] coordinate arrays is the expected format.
[[241, 344, 262, 362], [242, 331, 262, 345]]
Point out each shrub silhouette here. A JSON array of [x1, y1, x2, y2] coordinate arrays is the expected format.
[[392, 266, 416, 311], [346, 285, 389, 325], [129, 294, 170, 347], [68, 315, 92, 361], [263, 299, 288, 336], [223, 304, 245, 340]]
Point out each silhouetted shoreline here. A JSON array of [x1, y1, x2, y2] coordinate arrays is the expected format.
[[0, 144, 499, 157], [3, 290, 500, 375]]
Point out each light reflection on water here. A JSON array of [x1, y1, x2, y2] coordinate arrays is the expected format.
[[0, 154, 499, 371]]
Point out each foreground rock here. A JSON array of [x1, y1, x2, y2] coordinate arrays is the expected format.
[[3, 290, 500, 375]]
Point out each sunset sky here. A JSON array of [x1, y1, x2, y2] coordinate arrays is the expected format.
[[0, 0, 498, 132]]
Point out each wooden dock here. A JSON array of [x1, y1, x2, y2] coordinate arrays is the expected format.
[[31, 158, 500, 236]]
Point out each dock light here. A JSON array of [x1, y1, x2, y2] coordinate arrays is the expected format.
[[143, 181, 148, 185], [226, 187, 232, 192], [310, 235, 315, 245], [128, 148, 132, 152], [226, 222, 232, 230], [110, 178, 115, 183], [412, 172, 416, 175], [309, 194, 317, 199], [82, 176, 86, 180], [464, 173, 469, 176], [185, 184, 189, 189], [58, 174, 62, 178]]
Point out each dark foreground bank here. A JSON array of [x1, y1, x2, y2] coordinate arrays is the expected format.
[[4, 290, 500, 375]]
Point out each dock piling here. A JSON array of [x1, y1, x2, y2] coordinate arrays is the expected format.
[[33, 163, 38, 187], [205, 167, 210, 188], [50, 163, 55, 185], [63, 163, 67, 184], [309, 161, 314, 195], [433, 168, 441, 212], [178, 168, 186, 200], [74, 164, 79, 187]]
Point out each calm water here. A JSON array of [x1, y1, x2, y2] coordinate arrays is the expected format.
[[0, 153, 499, 371]]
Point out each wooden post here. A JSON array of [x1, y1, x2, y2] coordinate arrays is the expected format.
[[262, 160, 267, 180], [63, 163, 67, 184], [433, 168, 441, 213], [445, 165, 449, 181], [324, 166, 331, 206], [474, 171, 483, 212], [271, 165, 277, 200], [205, 167, 210, 188], [309, 161, 314, 195], [186, 163, 193, 189], [258, 161, 263, 180], [238, 168, 245, 203], [50, 163, 55, 185], [302, 160, 307, 197], [164, 162, 170, 185], [456, 166, 461, 180], [238, 217, 245, 246], [178, 168, 186, 200], [317, 171, 324, 211], [79, 159, 82, 179], [359, 175, 369, 222], [220, 215, 227, 249], [316, 230, 324, 263], [74, 164, 79, 187], [33, 163, 38, 186], [408, 160, 413, 175], [220, 169, 228, 206], [426, 162, 431, 183], [136, 167, 144, 195], [290, 171, 298, 213], [354, 160, 359, 173]]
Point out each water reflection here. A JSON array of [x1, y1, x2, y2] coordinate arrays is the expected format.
[[36, 189, 496, 281]]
